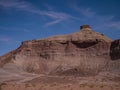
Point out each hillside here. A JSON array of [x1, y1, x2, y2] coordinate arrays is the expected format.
[[0, 25, 120, 90]]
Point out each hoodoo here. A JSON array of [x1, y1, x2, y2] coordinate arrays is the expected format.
[[80, 24, 91, 30]]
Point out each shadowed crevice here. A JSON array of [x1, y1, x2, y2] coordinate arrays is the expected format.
[[71, 41, 98, 48]]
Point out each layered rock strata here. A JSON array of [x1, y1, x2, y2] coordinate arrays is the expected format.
[[1, 25, 119, 76]]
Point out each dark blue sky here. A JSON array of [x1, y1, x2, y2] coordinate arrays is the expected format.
[[0, 0, 120, 55]]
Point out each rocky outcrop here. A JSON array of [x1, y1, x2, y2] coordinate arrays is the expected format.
[[0, 25, 119, 76], [110, 39, 120, 60]]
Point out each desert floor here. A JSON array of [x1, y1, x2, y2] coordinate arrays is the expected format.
[[0, 74, 120, 90]]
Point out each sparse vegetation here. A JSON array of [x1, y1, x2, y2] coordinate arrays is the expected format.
[[88, 84, 94, 88], [50, 83, 57, 87], [114, 84, 119, 87], [79, 83, 86, 87], [99, 84, 107, 88], [32, 83, 36, 87], [25, 83, 30, 88], [110, 86, 113, 89], [0, 83, 7, 90], [67, 84, 72, 87]]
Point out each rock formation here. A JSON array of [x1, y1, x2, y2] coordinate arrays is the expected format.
[[0, 25, 119, 77], [110, 39, 120, 60]]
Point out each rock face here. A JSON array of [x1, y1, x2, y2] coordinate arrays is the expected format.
[[110, 39, 120, 60], [0, 25, 119, 77]]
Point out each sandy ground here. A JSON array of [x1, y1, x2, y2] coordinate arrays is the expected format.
[[0, 82, 120, 90], [0, 74, 120, 90], [0, 63, 120, 90]]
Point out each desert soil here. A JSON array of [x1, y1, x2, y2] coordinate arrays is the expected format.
[[0, 74, 120, 90]]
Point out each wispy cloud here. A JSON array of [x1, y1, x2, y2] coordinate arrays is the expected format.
[[41, 11, 79, 27], [72, 4, 120, 30], [73, 5, 96, 18], [81, 8, 95, 18], [0, 0, 32, 10], [23, 29, 36, 37], [0, 35, 21, 44], [43, 19, 62, 27], [0, 35, 12, 42], [23, 29, 30, 32], [0, 0, 78, 27], [103, 21, 120, 29], [43, 3, 55, 11]]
